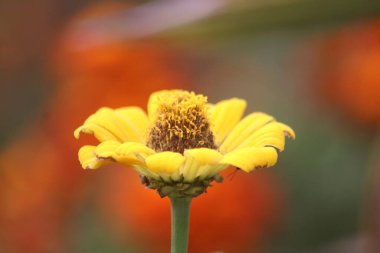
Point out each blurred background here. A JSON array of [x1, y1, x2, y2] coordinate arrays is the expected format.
[[1, 0, 380, 252]]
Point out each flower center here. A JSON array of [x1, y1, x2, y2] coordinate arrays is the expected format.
[[147, 90, 216, 153]]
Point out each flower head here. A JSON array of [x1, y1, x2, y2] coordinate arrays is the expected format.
[[74, 90, 295, 197]]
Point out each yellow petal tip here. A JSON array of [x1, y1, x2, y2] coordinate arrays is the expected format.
[[74, 127, 82, 139], [278, 123, 296, 140]]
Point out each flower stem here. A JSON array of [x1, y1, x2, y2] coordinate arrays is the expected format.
[[170, 197, 192, 253]]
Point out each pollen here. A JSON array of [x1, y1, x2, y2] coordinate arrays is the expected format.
[[147, 90, 216, 153]]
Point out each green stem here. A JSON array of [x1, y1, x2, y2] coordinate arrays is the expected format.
[[170, 197, 192, 253]]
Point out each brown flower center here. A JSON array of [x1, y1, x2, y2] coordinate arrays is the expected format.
[[146, 91, 216, 153]]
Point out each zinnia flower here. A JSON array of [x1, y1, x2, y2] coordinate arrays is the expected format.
[[75, 89, 295, 198]]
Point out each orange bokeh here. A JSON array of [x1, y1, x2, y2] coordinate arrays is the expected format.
[[0, 131, 69, 253], [100, 168, 284, 253], [314, 19, 380, 127]]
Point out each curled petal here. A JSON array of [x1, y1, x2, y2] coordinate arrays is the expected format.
[[78, 145, 111, 170], [236, 122, 286, 151], [75, 107, 148, 143], [115, 142, 155, 166], [209, 98, 247, 146], [74, 124, 119, 142], [220, 112, 274, 153], [278, 122, 296, 139], [220, 147, 278, 173], [85, 108, 130, 141], [95, 140, 121, 160], [93, 141, 158, 178]]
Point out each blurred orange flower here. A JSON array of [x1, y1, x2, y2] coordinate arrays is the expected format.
[[100, 167, 284, 253], [313, 19, 380, 127]]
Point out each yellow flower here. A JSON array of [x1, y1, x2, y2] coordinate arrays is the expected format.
[[74, 90, 295, 197]]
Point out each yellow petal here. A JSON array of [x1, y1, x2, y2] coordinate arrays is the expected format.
[[236, 122, 286, 151], [94, 140, 121, 160], [145, 152, 185, 180], [210, 98, 247, 146], [182, 148, 225, 181], [80, 142, 159, 179], [78, 145, 110, 170], [133, 164, 160, 180], [85, 108, 129, 141], [115, 142, 155, 166], [278, 122, 296, 139], [74, 124, 120, 142], [220, 147, 278, 172], [75, 107, 147, 143], [184, 148, 223, 165], [96, 141, 159, 178], [219, 112, 274, 153], [115, 107, 149, 142], [90, 107, 144, 142]]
